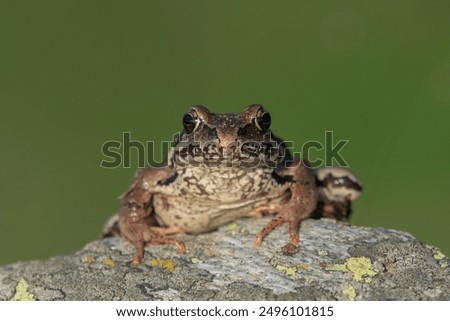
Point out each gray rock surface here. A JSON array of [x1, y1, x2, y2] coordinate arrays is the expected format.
[[1, 218, 449, 300]]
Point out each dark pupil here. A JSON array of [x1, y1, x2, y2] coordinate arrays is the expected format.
[[257, 112, 271, 130], [183, 113, 196, 133]]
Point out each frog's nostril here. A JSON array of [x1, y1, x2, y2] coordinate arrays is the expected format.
[[219, 135, 235, 148], [216, 128, 238, 148]]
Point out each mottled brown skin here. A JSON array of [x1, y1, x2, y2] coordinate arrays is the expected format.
[[118, 167, 187, 265], [252, 159, 317, 248], [104, 104, 362, 265]]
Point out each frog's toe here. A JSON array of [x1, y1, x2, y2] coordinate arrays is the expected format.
[[253, 203, 308, 250], [144, 233, 187, 254], [131, 242, 145, 266], [254, 214, 285, 247]]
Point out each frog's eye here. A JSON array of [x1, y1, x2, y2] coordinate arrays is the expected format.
[[182, 113, 200, 134], [255, 112, 271, 132]]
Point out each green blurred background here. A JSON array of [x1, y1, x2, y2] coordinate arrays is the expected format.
[[1, 0, 449, 265]]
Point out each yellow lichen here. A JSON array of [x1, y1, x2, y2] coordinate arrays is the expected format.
[[296, 263, 309, 271], [432, 250, 448, 269], [317, 249, 328, 256], [342, 285, 356, 301], [191, 257, 202, 264], [326, 263, 348, 272], [326, 257, 377, 283], [276, 264, 297, 277], [346, 257, 377, 283], [149, 258, 176, 272], [226, 223, 240, 231], [11, 278, 35, 301], [102, 257, 116, 268], [433, 250, 446, 260], [81, 255, 96, 264]]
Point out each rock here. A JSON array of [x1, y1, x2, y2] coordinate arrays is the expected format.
[[0, 218, 448, 300]]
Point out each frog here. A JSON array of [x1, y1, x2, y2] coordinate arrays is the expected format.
[[103, 104, 362, 265]]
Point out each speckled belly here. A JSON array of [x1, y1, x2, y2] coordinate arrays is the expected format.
[[152, 167, 291, 233]]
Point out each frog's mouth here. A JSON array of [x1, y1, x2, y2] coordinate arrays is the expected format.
[[171, 140, 286, 169]]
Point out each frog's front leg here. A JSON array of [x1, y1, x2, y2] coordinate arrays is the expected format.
[[254, 159, 318, 248], [114, 167, 186, 265]]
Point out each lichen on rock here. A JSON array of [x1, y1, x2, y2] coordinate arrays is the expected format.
[[0, 218, 448, 300]]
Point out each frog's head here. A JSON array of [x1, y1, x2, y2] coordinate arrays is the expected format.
[[181, 104, 272, 147], [173, 104, 286, 168]]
